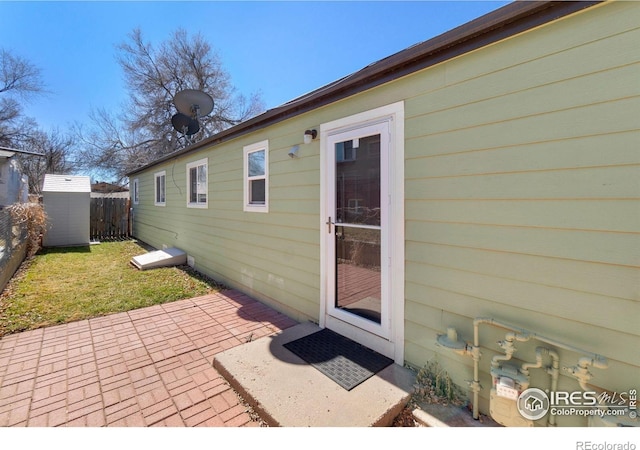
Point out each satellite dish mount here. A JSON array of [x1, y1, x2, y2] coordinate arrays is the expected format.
[[171, 89, 214, 143]]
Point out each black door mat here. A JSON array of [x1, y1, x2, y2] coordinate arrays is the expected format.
[[283, 328, 393, 391]]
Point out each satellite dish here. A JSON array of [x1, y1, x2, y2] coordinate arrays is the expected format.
[[171, 113, 200, 135], [173, 89, 214, 117]]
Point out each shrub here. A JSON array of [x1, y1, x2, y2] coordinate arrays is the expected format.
[[413, 360, 467, 406], [7, 202, 48, 257]]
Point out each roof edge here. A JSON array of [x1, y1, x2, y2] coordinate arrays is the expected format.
[[0, 146, 46, 157], [127, 0, 601, 176]]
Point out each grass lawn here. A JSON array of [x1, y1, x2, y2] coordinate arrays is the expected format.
[[0, 240, 222, 337]]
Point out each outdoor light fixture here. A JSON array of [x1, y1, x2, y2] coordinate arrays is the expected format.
[[303, 129, 317, 144]]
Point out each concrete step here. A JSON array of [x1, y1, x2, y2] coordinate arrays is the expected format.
[[213, 322, 415, 427]]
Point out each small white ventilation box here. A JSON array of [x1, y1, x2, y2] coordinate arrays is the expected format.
[[131, 247, 187, 270]]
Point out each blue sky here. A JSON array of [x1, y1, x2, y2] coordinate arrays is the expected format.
[[0, 1, 509, 132]]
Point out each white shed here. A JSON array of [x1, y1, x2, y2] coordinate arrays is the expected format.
[[42, 174, 91, 247]]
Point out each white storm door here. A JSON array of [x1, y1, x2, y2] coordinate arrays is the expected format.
[[325, 121, 391, 342]]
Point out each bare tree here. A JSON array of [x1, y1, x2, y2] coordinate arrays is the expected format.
[[74, 108, 151, 180], [15, 128, 78, 194], [77, 28, 265, 181], [0, 49, 78, 195], [0, 49, 45, 147]]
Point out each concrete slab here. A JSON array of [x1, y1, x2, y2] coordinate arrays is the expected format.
[[213, 322, 416, 427], [130, 247, 187, 270]]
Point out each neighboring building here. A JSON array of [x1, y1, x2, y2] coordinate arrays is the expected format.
[[42, 174, 91, 247], [91, 181, 129, 199], [127, 1, 640, 426], [0, 147, 32, 293], [0, 148, 30, 207]]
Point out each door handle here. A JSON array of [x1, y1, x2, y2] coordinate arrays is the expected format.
[[326, 216, 332, 234]]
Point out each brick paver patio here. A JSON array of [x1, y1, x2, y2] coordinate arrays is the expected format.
[[0, 290, 297, 427]]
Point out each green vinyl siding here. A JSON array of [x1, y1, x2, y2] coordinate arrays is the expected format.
[[402, 1, 639, 425], [132, 114, 323, 323], [131, 1, 639, 426]]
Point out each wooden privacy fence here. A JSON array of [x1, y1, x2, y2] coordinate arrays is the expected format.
[[90, 197, 131, 241]]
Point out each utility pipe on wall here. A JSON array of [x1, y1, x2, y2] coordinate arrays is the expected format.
[[564, 356, 609, 391], [520, 347, 560, 426], [520, 346, 544, 375], [491, 331, 530, 369], [467, 317, 608, 421], [545, 348, 560, 427]]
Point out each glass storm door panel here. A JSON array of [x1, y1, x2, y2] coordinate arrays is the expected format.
[[335, 133, 382, 323], [327, 121, 390, 338]]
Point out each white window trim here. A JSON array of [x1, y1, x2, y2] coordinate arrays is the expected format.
[[154, 171, 166, 206], [243, 140, 269, 213], [186, 158, 208, 208], [132, 178, 139, 205]]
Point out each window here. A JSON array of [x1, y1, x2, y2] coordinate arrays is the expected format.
[[336, 140, 357, 162], [154, 171, 165, 206], [243, 140, 269, 212], [187, 158, 208, 208], [132, 178, 139, 205]]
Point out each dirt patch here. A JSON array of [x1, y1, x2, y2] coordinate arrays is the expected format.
[[392, 405, 419, 427]]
